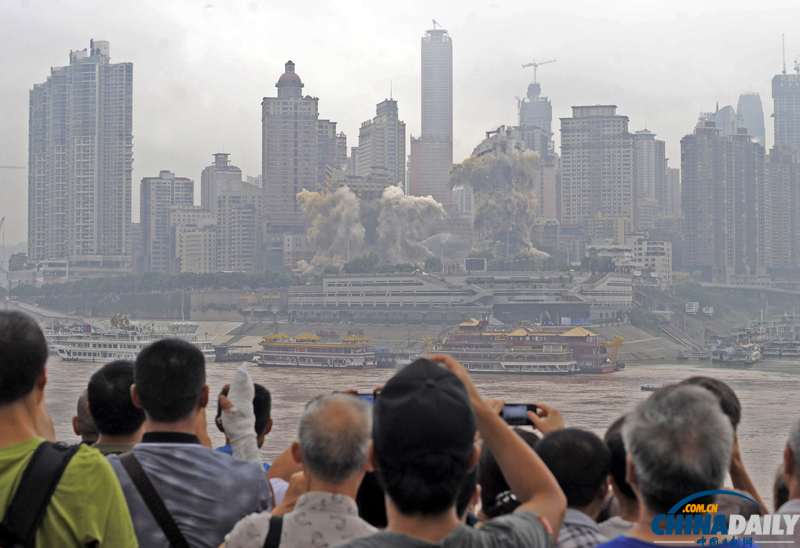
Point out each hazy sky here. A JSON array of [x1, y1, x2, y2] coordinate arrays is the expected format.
[[1, 0, 797, 246]]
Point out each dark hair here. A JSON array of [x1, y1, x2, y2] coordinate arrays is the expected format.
[[605, 416, 636, 500], [134, 339, 206, 422], [378, 452, 471, 516], [216, 383, 271, 436], [536, 428, 611, 508], [88, 360, 145, 436], [456, 468, 478, 519], [679, 376, 741, 430], [479, 428, 539, 518], [356, 471, 388, 528], [0, 311, 48, 406]]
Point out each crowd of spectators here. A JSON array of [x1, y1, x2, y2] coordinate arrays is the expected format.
[[0, 309, 795, 548]]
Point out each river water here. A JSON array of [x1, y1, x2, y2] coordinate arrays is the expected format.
[[45, 356, 800, 509]]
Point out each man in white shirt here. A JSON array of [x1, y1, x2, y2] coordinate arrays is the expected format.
[[223, 392, 376, 548]]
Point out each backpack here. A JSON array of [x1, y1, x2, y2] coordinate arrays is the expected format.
[[0, 441, 80, 548]]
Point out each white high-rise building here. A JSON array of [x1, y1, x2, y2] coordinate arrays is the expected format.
[[140, 171, 194, 272], [560, 106, 636, 229], [28, 40, 133, 270], [201, 153, 242, 216], [412, 26, 453, 205], [357, 99, 406, 188]]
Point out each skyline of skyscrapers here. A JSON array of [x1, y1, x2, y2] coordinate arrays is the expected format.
[[28, 40, 132, 272]]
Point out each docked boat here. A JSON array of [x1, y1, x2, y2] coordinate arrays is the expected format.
[[214, 344, 258, 362], [53, 322, 216, 363], [762, 341, 800, 357], [712, 344, 763, 365], [255, 331, 377, 369], [428, 320, 624, 375]]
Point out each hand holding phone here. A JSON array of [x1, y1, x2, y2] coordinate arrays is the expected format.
[[500, 403, 539, 426]]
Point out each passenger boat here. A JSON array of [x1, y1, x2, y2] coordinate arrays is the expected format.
[[712, 344, 763, 365], [255, 331, 377, 369], [214, 344, 258, 362], [429, 320, 624, 375], [54, 322, 216, 363], [762, 341, 800, 357]]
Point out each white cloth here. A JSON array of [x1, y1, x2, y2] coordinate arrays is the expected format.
[[224, 491, 377, 548], [270, 477, 290, 508], [222, 363, 261, 465]]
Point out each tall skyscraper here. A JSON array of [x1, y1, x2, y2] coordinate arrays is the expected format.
[[665, 167, 681, 216], [737, 93, 766, 148], [140, 171, 194, 272], [201, 153, 242, 216], [412, 26, 453, 204], [560, 105, 636, 229], [28, 40, 133, 267], [681, 122, 767, 282], [318, 120, 339, 190], [633, 130, 667, 228], [518, 82, 553, 159], [357, 99, 407, 188], [767, 146, 800, 268], [773, 73, 800, 148], [217, 181, 261, 272], [262, 61, 330, 266]]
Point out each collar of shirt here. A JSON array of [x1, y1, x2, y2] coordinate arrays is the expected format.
[[778, 498, 800, 514], [141, 432, 201, 445], [293, 491, 360, 515], [563, 508, 603, 530]]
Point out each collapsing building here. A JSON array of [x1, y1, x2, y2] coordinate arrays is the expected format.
[[295, 185, 445, 275], [449, 126, 549, 259]]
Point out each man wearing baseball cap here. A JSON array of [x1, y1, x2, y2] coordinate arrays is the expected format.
[[341, 355, 566, 548]]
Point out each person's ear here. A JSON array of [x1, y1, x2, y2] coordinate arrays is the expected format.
[[71, 415, 81, 437], [130, 385, 144, 409], [368, 441, 380, 471], [36, 367, 47, 392], [625, 454, 637, 489], [291, 440, 304, 465], [198, 385, 209, 409], [467, 443, 481, 472], [784, 445, 795, 481]]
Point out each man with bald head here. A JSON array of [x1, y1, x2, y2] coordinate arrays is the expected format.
[[223, 392, 377, 548]]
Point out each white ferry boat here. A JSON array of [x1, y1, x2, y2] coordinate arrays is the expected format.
[[255, 331, 376, 369], [54, 322, 215, 363]]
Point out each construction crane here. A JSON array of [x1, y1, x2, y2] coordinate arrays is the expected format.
[[521, 59, 557, 83], [432, 19, 441, 30]]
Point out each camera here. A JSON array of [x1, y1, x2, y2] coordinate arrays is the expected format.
[[500, 403, 539, 426]]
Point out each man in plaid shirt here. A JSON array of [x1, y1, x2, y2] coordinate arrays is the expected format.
[[536, 428, 612, 548]]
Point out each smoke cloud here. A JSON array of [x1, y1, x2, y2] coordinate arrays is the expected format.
[[297, 185, 445, 275], [450, 144, 548, 259]]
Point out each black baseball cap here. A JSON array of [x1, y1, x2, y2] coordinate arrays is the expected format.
[[373, 358, 477, 466]]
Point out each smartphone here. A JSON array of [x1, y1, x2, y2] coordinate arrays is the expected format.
[[358, 392, 378, 405], [500, 404, 539, 426]]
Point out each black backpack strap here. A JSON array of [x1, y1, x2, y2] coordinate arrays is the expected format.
[[0, 441, 80, 548], [262, 515, 283, 548], [119, 452, 190, 548]]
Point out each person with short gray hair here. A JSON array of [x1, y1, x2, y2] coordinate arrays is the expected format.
[[596, 384, 734, 548], [223, 393, 377, 548]]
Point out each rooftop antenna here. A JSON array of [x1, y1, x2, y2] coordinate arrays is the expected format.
[[432, 19, 440, 30], [522, 59, 557, 84], [390, 80, 393, 100], [783, 34, 787, 75]]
